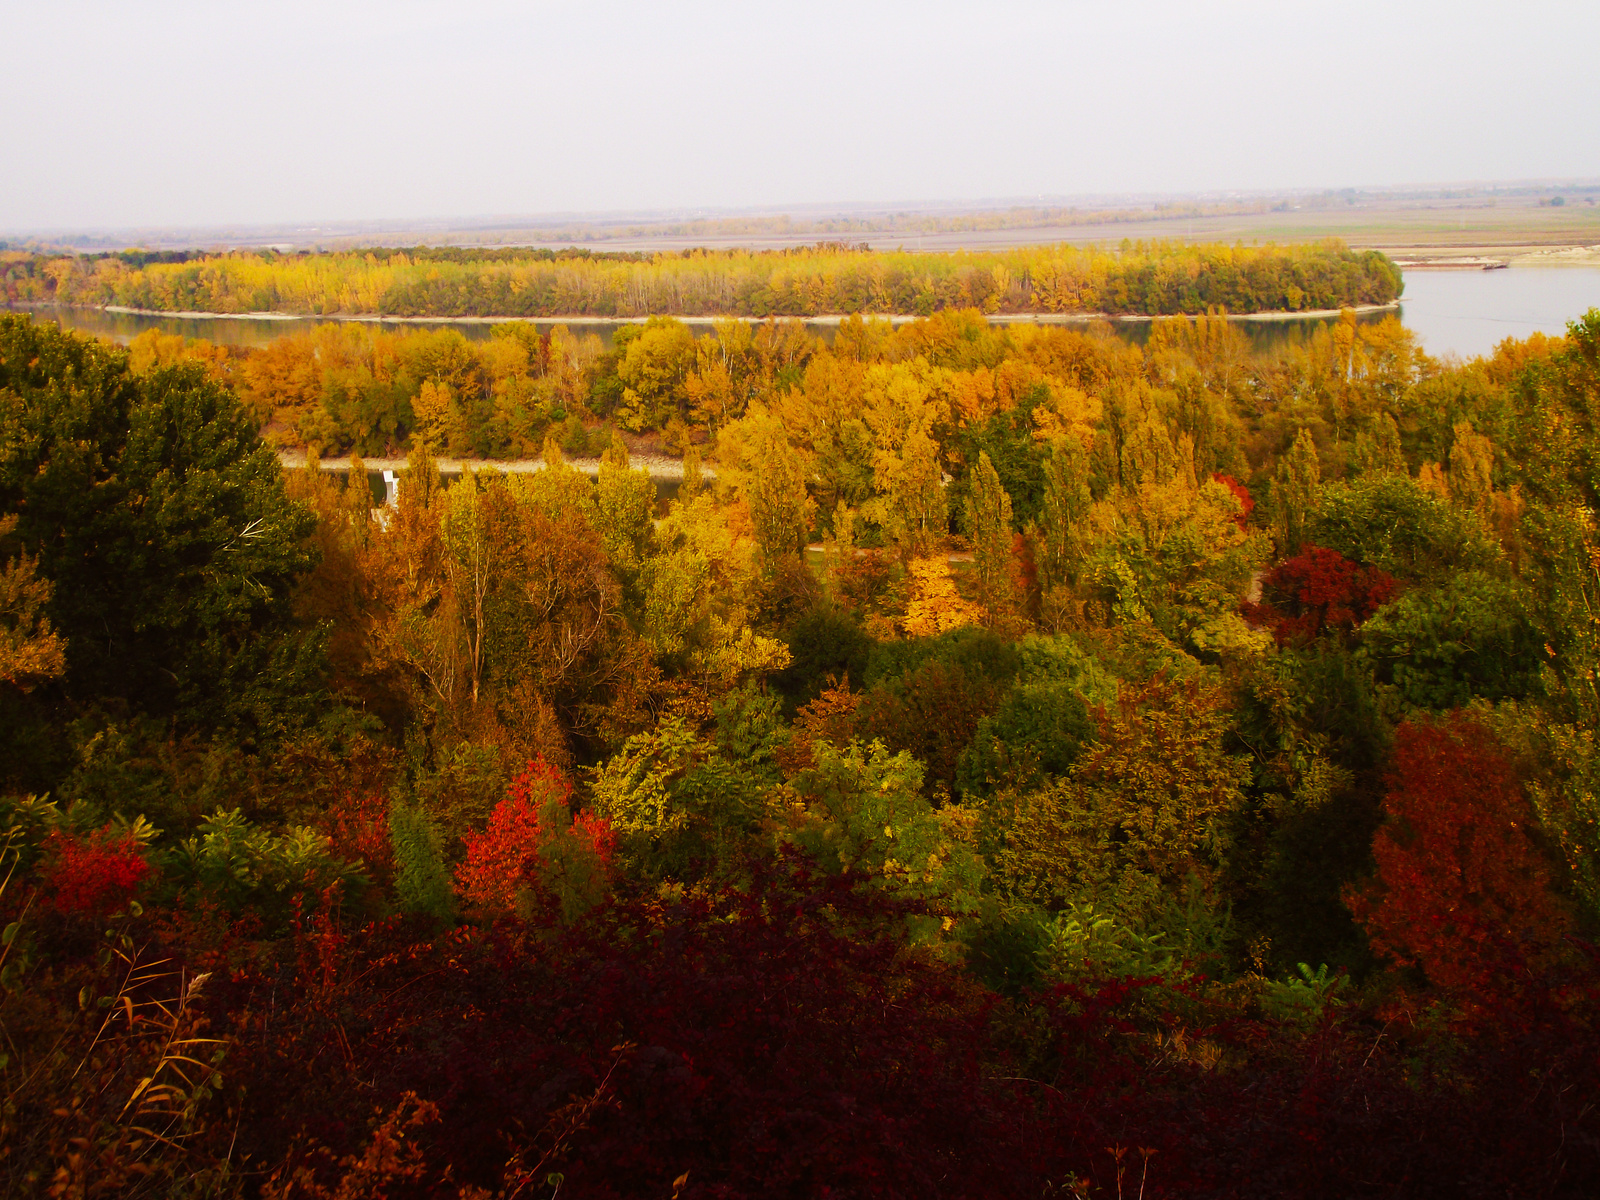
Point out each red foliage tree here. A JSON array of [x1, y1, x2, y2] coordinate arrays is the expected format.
[[1344, 713, 1571, 998], [1011, 531, 1039, 613], [313, 788, 395, 891], [38, 826, 151, 917], [455, 758, 613, 913], [1242, 544, 1397, 645], [1211, 472, 1255, 528]]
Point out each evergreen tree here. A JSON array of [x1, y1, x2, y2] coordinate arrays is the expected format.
[[1273, 428, 1322, 556], [388, 798, 456, 925], [965, 451, 1019, 625]]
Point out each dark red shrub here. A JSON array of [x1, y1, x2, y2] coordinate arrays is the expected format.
[[38, 826, 151, 917], [829, 548, 898, 615], [218, 861, 1046, 1198], [1242, 544, 1397, 644], [312, 787, 395, 890]]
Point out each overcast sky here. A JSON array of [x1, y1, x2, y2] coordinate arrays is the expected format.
[[3, 0, 1597, 232]]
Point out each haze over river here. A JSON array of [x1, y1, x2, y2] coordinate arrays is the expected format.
[[24, 267, 1600, 362]]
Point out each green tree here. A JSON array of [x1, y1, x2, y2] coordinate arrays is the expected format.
[[790, 738, 985, 943], [965, 451, 1020, 624], [1349, 411, 1406, 478], [993, 676, 1251, 922], [0, 317, 317, 737], [1359, 572, 1543, 709], [1313, 473, 1499, 585], [388, 797, 456, 925], [1272, 427, 1321, 555]]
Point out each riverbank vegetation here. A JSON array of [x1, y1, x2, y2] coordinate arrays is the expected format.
[[2, 238, 1400, 320], [3, 304, 1598, 1196]]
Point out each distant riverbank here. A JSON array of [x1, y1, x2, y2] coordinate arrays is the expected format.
[[100, 301, 1400, 326], [279, 448, 703, 482]]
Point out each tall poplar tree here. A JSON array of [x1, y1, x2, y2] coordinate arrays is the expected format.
[[965, 451, 1019, 625]]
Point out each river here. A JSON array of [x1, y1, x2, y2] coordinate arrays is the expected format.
[[16, 266, 1600, 361]]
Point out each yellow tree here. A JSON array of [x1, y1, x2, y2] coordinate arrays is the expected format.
[[680, 443, 704, 502], [902, 556, 982, 638], [1036, 435, 1092, 593], [770, 353, 876, 518], [615, 317, 696, 432], [859, 360, 950, 559], [367, 440, 459, 711], [1448, 419, 1496, 518], [0, 515, 66, 691], [596, 435, 656, 576], [511, 435, 597, 524], [412, 378, 457, 454], [642, 485, 788, 685], [684, 318, 757, 434], [441, 470, 508, 707], [716, 406, 816, 572]]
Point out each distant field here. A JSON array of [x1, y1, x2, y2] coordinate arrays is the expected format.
[[536, 199, 1600, 259], [13, 187, 1599, 262], [327, 194, 1600, 262], [578, 198, 1600, 260]]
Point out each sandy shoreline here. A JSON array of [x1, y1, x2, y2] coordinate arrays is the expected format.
[[1385, 243, 1600, 269], [96, 301, 1400, 326]]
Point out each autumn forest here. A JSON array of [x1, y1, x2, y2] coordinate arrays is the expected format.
[[4, 264, 1600, 1196]]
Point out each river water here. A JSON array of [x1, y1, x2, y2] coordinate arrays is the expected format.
[[1395, 267, 1600, 359], [17, 266, 1600, 361]]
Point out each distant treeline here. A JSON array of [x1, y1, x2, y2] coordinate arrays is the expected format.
[[2, 240, 1401, 319]]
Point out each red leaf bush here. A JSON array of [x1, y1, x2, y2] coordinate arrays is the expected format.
[[1242, 544, 1397, 645], [208, 859, 1600, 1198], [313, 787, 395, 892], [455, 757, 614, 916], [38, 826, 151, 917]]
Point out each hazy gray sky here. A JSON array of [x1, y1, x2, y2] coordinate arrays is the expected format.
[[3, 0, 1597, 231]]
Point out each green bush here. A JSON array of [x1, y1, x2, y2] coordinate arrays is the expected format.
[[1360, 571, 1543, 709], [388, 799, 456, 925], [163, 808, 367, 924], [956, 682, 1095, 801]]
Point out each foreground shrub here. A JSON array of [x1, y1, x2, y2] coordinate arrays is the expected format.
[[38, 826, 152, 918]]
